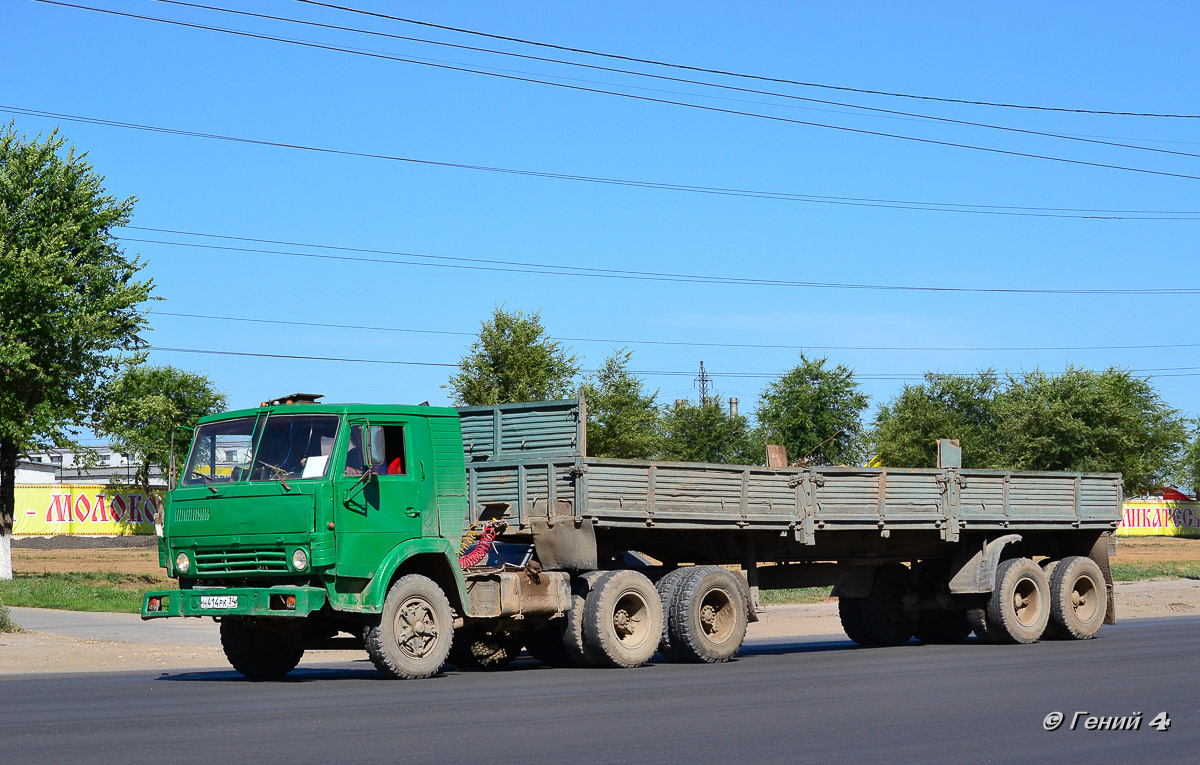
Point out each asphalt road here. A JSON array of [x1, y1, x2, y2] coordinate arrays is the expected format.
[[4, 617, 1198, 765]]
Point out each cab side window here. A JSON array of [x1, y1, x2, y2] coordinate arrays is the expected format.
[[344, 426, 366, 476], [372, 425, 407, 476]]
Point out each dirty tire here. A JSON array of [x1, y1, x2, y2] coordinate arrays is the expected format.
[[563, 571, 608, 667], [448, 624, 524, 670], [655, 567, 694, 661], [1039, 560, 1069, 640], [667, 566, 749, 663], [363, 574, 454, 679], [857, 563, 916, 646], [838, 597, 871, 645], [583, 570, 663, 668], [220, 618, 305, 680], [914, 610, 973, 644], [524, 620, 573, 666], [1048, 556, 1107, 640], [986, 557, 1050, 644]]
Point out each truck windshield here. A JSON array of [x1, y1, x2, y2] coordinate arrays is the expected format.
[[250, 414, 340, 481], [181, 417, 257, 487]]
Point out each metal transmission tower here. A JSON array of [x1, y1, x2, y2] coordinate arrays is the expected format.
[[695, 361, 712, 405]]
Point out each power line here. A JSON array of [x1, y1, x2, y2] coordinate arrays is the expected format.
[[144, 0, 1200, 161], [8, 105, 1199, 220], [33, 2, 1200, 182], [146, 345, 1200, 380], [294, 0, 1200, 120], [149, 310, 1200, 354], [119, 228, 1200, 295]]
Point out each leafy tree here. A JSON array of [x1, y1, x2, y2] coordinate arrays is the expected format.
[[447, 306, 580, 406], [582, 349, 659, 459], [0, 124, 153, 579], [996, 367, 1186, 495], [872, 371, 1002, 469], [659, 397, 758, 464], [1178, 422, 1200, 499], [754, 356, 869, 466], [96, 364, 228, 496]]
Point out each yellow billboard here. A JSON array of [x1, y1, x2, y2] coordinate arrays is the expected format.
[[1117, 500, 1200, 539], [14, 484, 158, 536]]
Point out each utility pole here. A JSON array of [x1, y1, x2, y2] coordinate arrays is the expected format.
[[695, 361, 711, 405]]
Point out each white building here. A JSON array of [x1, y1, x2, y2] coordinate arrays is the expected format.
[[25, 446, 166, 488]]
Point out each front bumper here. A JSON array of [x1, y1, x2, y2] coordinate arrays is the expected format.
[[141, 586, 328, 619]]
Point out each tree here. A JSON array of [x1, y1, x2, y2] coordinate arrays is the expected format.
[[0, 124, 153, 579], [659, 397, 758, 464], [754, 356, 869, 466], [872, 371, 1003, 469], [95, 364, 228, 496], [582, 349, 660, 459], [1178, 422, 1200, 499], [446, 306, 580, 406], [996, 367, 1186, 496]]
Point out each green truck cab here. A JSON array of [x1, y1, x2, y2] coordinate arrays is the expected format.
[[143, 396, 570, 680]]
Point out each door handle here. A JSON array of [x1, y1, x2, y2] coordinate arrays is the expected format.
[[404, 507, 420, 518]]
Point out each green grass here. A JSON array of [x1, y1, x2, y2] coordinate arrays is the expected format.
[[760, 586, 833, 605], [0, 600, 20, 633], [1111, 562, 1200, 582], [0, 572, 176, 614]]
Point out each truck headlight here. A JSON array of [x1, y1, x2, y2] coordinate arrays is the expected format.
[[175, 552, 190, 574], [291, 549, 308, 571]]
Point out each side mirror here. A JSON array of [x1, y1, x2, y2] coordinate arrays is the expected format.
[[369, 425, 386, 467]]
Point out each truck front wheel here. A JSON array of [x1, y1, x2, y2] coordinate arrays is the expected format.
[[220, 617, 305, 680], [363, 574, 454, 679]]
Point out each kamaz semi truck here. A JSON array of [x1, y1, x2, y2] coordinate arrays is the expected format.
[[143, 396, 1123, 679]]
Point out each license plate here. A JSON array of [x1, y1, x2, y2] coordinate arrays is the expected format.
[[199, 595, 239, 610]]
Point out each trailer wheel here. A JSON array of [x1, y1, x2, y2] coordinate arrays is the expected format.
[[220, 617, 305, 680], [363, 574, 454, 679], [913, 611, 972, 644], [838, 597, 872, 645], [667, 566, 748, 663], [563, 571, 608, 667], [1047, 556, 1107, 640], [583, 570, 663, 668], [448, 624, 523, 670], [655, 567, 694, 661], [856, 563, 916, 646], [986, 558, 1050, 644]]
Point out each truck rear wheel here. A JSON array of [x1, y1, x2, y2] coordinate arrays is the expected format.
[[524, 620, 573, 667], [856, 563, 916, 646], [563, 571, 608, 667], [986, 558, 1050, 644], [838, 597, 871, 645], [1047, 556, 1106, 640], [583, 570, 663, 668], [220, 617, 305, 680], [448, 624, 524, 670], [667, 566, 748, 663], [655, 567, 694, 661], [363, 574, 454, 679]]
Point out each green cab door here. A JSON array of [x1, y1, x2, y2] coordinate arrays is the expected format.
[[333, 417, 431, 578]]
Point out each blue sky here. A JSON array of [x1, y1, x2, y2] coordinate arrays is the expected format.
[[6, 1, 1199, 432]]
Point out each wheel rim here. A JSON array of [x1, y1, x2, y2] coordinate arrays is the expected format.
[[1070, 574, 1100, 623], [1011, 575, 1043, 628], [394, 596, 441, 660], [610, 591, 652, 650], [698, 587, 737, 645]]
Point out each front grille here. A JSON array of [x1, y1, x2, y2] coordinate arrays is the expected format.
[[194, 547, 289, 575]]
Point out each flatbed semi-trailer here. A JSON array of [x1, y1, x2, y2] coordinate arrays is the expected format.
[[144, 397, 1122, 678]]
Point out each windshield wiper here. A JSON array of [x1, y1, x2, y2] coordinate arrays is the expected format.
[[256, 461, 292, 492], [190, 470, 219, 494]]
